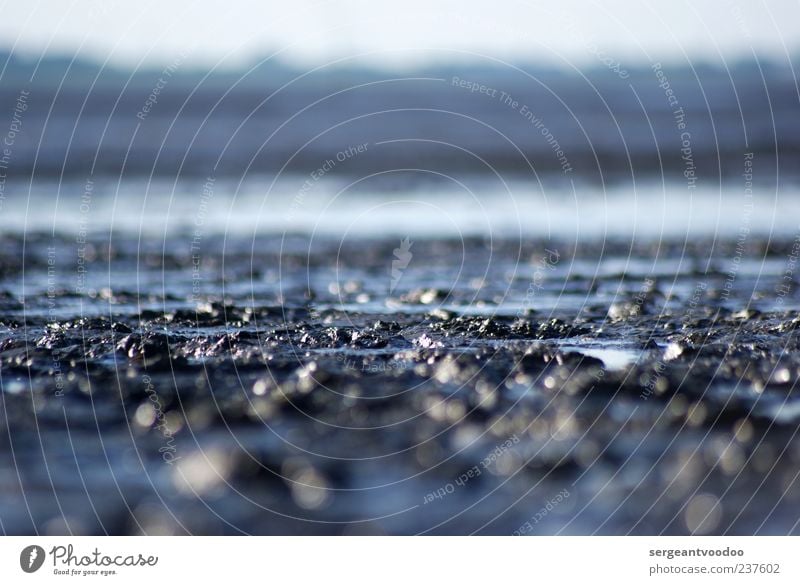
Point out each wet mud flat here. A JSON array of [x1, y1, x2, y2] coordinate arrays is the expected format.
[[2, 232, 800, 535]]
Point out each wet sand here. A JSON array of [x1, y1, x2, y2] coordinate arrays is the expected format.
[[2, 232, 800, 534]]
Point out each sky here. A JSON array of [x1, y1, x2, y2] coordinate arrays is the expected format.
[[0, 0, 798, 70]]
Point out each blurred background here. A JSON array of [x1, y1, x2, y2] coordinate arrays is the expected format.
[[0, 0, 798, 238]]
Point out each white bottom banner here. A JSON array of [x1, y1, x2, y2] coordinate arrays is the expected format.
[[0, 537, 797, 583]]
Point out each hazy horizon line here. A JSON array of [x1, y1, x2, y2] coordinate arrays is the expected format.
[[1, 46, 797, 80]]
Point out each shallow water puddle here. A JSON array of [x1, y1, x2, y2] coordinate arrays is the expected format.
[[556, 343, 642, 370]]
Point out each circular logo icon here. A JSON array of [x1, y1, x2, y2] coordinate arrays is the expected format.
[[20, 545, 45, 573]]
